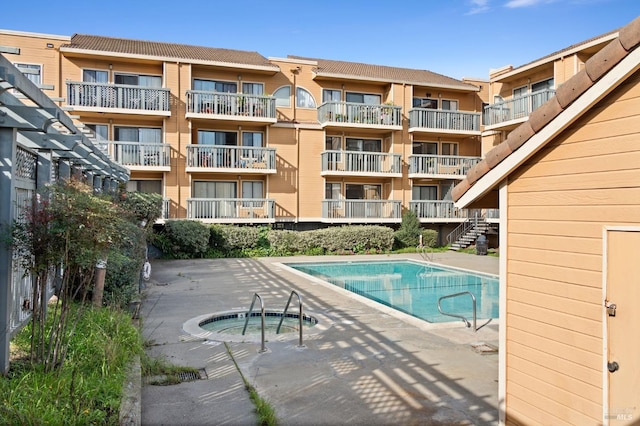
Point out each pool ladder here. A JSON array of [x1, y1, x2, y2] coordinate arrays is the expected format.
[[242, 290, 305, 352], [437, 291, 492, 332]]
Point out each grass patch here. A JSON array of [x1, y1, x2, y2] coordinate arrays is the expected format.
[[457, 247, 499, 257], [224, 343, 278, 426], [140, 352, 199, 386], [1, 306, 142, 425]]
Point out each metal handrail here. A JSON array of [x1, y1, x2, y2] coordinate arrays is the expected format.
[[417, 234, 433, 262], [277, 290, 304, 347], [242, 293, 267, 352], [437, 291, 492, 332]]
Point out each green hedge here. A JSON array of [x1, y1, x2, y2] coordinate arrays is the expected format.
[[160, 220, 210, 258]]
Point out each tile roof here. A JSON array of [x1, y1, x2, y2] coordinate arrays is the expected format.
[[288, 55, 478, 91], [61, 34, 279, 70], [452, 16, 640, 204]]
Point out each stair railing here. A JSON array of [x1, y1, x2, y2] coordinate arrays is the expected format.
[[446, 210, 479, 245]]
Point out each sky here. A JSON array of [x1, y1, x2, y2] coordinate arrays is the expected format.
[[2, 0, 639, 80]]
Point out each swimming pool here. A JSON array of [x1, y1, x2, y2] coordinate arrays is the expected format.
[[286, 260, 498, 324]]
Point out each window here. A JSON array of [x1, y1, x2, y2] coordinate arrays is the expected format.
[[126, 180, 162, 193], [322, 89, 341, 103], [346, 184, 380, 200], [296, 87, 316, 108], [325, 136, 341, 150], [531, 78, 554, 93], [15, 63, 41, 86], [513, 85, 528, 117], [412, 185, 437, 201], [83, 69, 108, 83], [346, 138, 381, 152], [413, 97, 438, 109], [441, 142, 458, 156], [114, 127, 161, 143], [513, 85, 527, 98], [242, 181, 263, 199], [242, 82, 264, 95], [325, 182, 341, 199], [193, 79, 237, 93], [412, 141, 438, 155], [441, 100, 458, 111], [242, 132, 263, 147], [346, 92, 381, 105], [193, 181, 237, 198], [273, 86, 291, 107], [115, 74, 162, 87], [86, 124, 108, 140], [198, 130, 237, 146]]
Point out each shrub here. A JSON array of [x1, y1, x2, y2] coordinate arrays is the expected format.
[[220, 226, 261, 250], [118, 191, 162, 230], [104, 221, 146, 308], [421, 229, 438, 248], [162, 220, 210, 258], [394, 210, 422, 248]]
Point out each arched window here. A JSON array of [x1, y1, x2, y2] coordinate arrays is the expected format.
[[296, 87, 316, 108], [273, 86, 291, 107]]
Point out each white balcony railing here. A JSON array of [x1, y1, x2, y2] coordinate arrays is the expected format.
[[318, 102, 402, 127], [101, 141, 171, 168], [186, 91, 276, 120], [321, 151, 401, 175], [408, 109, 480, 132], [186, 145, 276, 171], [322, 199, 402, 220], [187, 198, 275, 220], [66, 81, 170, 112], [483, 89, 556, 126], [409, 200, 470, 220], [408, 154, 480, 178]]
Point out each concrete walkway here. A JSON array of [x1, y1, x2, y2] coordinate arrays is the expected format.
[[140, 252, 500, 425]]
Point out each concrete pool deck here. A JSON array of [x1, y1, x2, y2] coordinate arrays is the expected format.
[[140, 252, 500, 425]]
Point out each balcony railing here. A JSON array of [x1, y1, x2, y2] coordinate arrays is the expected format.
[[321, 151, 401, 175], [408, 154, 480, 178], [66, 81, 170, 113], [186, 145, 276, 172], [409, 201, 470, 220], [408, 109, 480, 133], [322, 199, 402, 221], [318, 102, 402, 127], [186, 91, 276, 120], [187, 198, 275, 221], [100, 141, 171, 169], [483, 88, 556, 126]]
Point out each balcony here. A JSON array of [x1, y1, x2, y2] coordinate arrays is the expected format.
[[483, 88, 556, 129], [408, 109, 480, 135], [187, 198, 275, 223], [186, 145, 276, 174], [318, 102, 402, 130], [185, 91, 277, 124], [98, 141, 171, 171], [408, 155, 480, 179], [321, 199, 402, 223], [321, 151, 402, 177], [409, 200, 470, 222], [66, 81, 170, 115]]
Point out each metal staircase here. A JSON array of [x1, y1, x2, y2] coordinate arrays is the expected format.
[[446, 211, 496, 251]]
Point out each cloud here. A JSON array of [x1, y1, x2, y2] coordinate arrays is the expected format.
[[504, 0, 555, 7], [466, 0, 490, 14]]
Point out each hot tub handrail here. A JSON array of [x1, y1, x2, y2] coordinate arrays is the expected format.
[[242, 293, 267, 352], [277, 290, 304, 347]]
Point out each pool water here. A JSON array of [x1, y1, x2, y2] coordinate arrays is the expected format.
[[287, 260, 498, 323]]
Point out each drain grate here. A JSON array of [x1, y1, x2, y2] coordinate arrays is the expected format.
[[178, 370, 202, 382]]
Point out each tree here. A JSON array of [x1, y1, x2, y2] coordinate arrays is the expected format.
[[394, 210, 422, 249]]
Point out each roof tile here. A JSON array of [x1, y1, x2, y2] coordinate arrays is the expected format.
[[485, 141, 513, 170], [61, 34, 278, 69], [585, 38, 629, 82], [506, 121, 535, 152], [555, 69, 593, 108], [528, 96, 563, 133], [618, 16, 640, 51]]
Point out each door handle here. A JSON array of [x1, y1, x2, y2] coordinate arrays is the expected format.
[[608, 361, 619, 373]]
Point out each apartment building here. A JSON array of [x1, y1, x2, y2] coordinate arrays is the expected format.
[[0, 29, 485, 240]]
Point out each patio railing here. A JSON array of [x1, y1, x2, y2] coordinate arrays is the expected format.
[[409, 200, 470, 219], [409, 109, 480, 132], [318, 101, 402, 127], [186, 145, 276, 171], [102, 142, 170, 168], [187, 198, 275, 220], [408, 154, 481, 177], [66, 81, 170, 112], [322, 199, 402, 220], [483, 88, 556, 126], [186, 91, 276, 120], [321, 150, 401, 174]]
